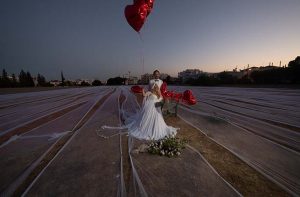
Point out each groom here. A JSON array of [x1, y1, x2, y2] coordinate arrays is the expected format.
[[149, 69, 164, 110], [148, 69, 163, 91]]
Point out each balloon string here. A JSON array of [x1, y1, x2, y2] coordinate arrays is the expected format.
[[138, 32, 145, 77]]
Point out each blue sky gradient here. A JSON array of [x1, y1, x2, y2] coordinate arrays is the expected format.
[[1, 0, 299, 80]]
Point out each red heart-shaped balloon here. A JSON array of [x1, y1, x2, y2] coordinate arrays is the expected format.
[[131, 85, 143, 93], [182, 90, 197, 105], [146, 0, 154, 9], [124, 2, 149, 32], [134, 0, 154, 16]]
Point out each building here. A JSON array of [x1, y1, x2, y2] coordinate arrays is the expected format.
[[178, 69, 203, 82], [50, 80, 60, 86], [176, 64, 286, 83], [140, 73, 152, 84], [125, 76, 139, 85], [140, 73, 170, 84], [239, 65, 279, 79], [159, 73, 169, 80], [75, 79, 93, 85], [222, 70, 244, 79], [257, 65, 278, 71], [7, 75, 19, 82]]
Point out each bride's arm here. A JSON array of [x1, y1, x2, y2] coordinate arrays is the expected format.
[[142, 88, 145, 97], [157, 88, 162, 98], [142, 88, 150, 97], [156, 88, 163, 102]]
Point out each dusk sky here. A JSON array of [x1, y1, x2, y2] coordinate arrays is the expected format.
[[1, 0, 299, 81]]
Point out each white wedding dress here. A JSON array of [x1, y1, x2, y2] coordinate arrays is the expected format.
[[124, 92, 178, 140], [101, 92, 178, 140]]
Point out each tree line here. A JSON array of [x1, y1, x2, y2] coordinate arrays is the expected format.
[[0, 69, 104, 88], [106, 77, 126, 85], [2, 56, 299, 87], [0, 69, 50, 88]]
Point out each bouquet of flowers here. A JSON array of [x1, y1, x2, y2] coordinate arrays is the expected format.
[[147, 134, 188, 157]]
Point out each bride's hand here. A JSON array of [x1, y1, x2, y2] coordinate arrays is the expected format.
[[157, 89, 162, 98], [142, 88, 146, 97]]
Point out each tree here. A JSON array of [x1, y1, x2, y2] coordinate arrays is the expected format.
[[197, 74, 219, 86], [19, 70, 27, 87], [288, 56, 300, 83], [26, 71, 35, 87], [250, 67, 289, 84], [80, 80, 90, 86], [11, 73, 17, 87], [2, 69, 8, 79], [0, 71, 3, 87], [37, 73, 46, 86], [19, 70, 34, 87], [107, 77, 125, 85], [92, 80, 102, 86], [65, 80, 75, 86], [218, 72, 238, 84], [238, 75, 252, 84], [61, 71, 65, 86], [1, 69, 10, 87]]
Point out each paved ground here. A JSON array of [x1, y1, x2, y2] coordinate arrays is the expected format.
[[0, 86, 298, 196], [26, 89, 122, 196], [171, 86, 300, 195]]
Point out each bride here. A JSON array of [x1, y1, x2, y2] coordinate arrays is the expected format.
[[124, 84, 178, 140], [101, 84, 178, 140]]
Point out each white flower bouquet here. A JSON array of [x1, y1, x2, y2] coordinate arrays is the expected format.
[[147, 134, 187, 158]]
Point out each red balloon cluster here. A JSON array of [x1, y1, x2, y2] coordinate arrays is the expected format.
[[131, 82, 197, 105], [161, 82, 176, 99], [125, 0, 155, 32], [161, 82, 197, 105]]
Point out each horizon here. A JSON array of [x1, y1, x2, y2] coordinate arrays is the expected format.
[[1, 0, 300, 81], [1, 63, 289, 82]]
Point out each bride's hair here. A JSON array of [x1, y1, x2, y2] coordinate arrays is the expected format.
[[151, 84, 161, 99]]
